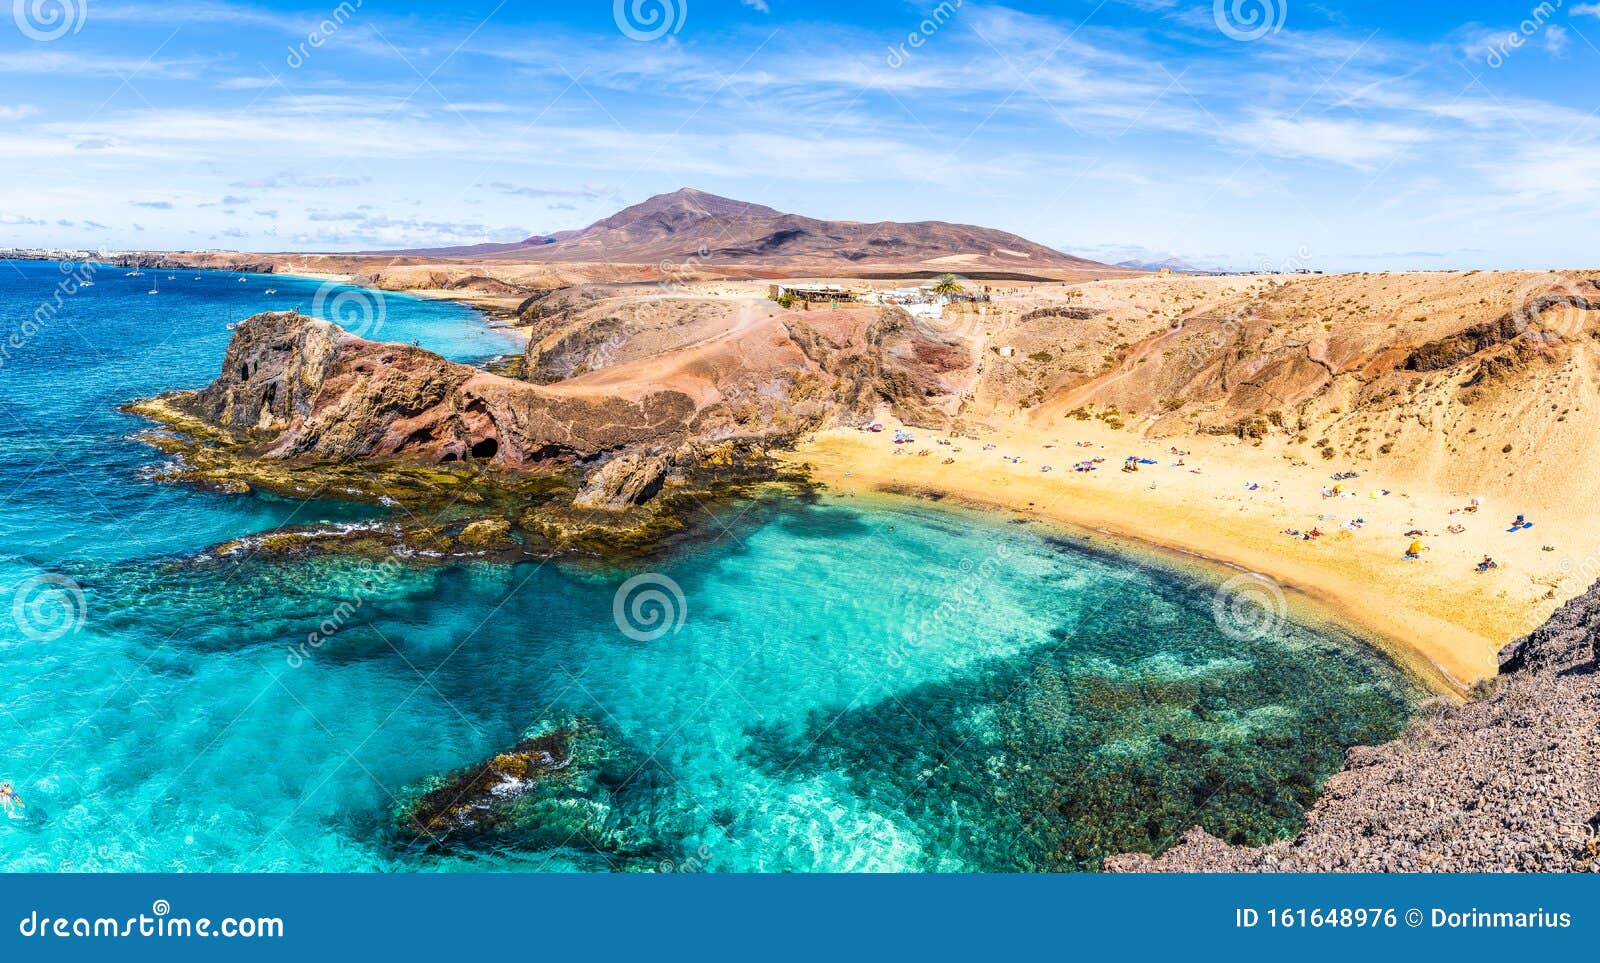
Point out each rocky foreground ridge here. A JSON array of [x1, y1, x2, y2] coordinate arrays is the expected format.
[[1106, 583, 1600, 872]]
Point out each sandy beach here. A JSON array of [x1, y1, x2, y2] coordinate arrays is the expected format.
[[785, 419, 1591, 696]]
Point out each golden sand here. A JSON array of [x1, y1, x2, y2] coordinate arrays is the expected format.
[[784, 420, 1591, 696]]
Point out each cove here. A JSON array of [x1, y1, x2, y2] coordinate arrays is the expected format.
[[0, 260, 1420, 872]]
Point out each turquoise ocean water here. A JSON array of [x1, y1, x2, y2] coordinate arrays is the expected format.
[[0, 258, 1420, 871]]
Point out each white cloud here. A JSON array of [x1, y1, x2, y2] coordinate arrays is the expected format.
[[1544, 25, 1569, 56], [0, 50, 209, 78], [1483, 141, 1600, 203], [1229, 114, 1431, 168]]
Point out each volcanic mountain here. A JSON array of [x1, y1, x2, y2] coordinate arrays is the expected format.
[[471, 187, 1114, 276]]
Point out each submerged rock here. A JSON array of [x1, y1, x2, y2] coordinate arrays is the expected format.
[[397, 716, 663, 859]]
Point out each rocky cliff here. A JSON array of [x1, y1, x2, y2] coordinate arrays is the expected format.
[[185, 312, 693, 469], [142, 301, 965, 518], [1105, 581, 1600, 872]]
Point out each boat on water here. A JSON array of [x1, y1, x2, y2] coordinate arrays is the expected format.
[[148, 278, 159, 295]]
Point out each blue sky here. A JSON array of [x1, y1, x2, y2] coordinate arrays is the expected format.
[[1, 0, 1597, 270]]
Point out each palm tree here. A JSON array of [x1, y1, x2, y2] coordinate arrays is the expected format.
[[931, 273, 964, 296]]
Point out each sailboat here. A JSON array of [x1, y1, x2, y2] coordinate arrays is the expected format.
[[148, 278, 159, 295]]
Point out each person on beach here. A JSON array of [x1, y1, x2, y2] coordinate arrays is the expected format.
[[0, 782, 24, 817]]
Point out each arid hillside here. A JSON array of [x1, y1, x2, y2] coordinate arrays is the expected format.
[[946, 270, 1600, 502], [474, 187, 1108, 274]]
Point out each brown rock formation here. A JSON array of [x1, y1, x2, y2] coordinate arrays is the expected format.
[[158, 301, 966, 508], [186, 311, 697, 469]]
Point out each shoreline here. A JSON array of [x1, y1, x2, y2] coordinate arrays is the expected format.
[[833, 483, 1461, 698], [58, 252, 1560, 695], [782, 421, 1580, 697]]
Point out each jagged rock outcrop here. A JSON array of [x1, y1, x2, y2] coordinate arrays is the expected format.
[[1106, 580, 1600, 873], [136, 303, 963, 527], [573, 452, 672, 510], [185, 312, 696, 468], [190, 302, 967, 472]]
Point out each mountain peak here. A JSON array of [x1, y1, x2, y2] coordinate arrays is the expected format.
[[621, 187, 783, 220], [469, 188, 1115, 274]]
